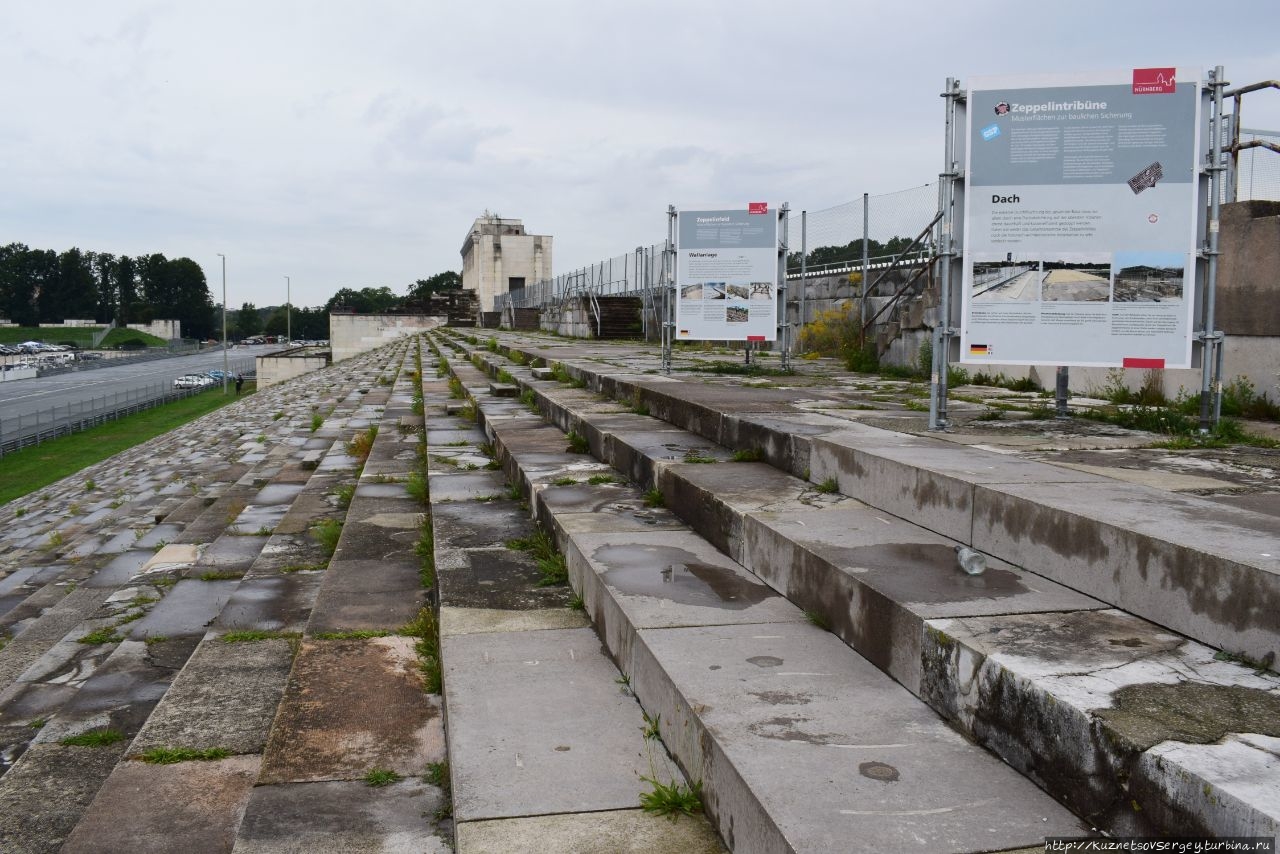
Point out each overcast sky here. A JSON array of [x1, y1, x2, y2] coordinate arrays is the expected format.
[[3, 1, 1276, 309]]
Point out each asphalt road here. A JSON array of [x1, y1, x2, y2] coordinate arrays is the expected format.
[[0, 346, 279, 428]]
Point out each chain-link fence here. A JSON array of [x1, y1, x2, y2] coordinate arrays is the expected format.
[[1232, 128, 1280, 202], [494, 183, 943, 314]]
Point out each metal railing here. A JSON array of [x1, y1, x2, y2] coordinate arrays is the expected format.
[[0, 360, 257, 457]]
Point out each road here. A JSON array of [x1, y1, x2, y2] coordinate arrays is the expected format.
[[0, 346, 278, 427]]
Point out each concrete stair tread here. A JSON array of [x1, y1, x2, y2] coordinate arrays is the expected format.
[[443, 626, 656, 823], [636, 622, 1086, 852], [444, 330, 1280, 840]]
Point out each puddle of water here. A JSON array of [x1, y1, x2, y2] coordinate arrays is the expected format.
[[134, 524, 181, 549], [593, 544, 771, 609], [233, 506, 288, 532], [126, 579, 239, 639], [254, 484, 305, 506], [840, 543, 1029, 601], [85, 551, 153, 588]]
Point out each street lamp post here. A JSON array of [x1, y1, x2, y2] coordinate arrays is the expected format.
[[285, 276, 291, 343], [218, 253, 228, 394]]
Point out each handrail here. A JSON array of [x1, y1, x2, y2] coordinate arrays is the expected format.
[[1224, 80, 1279, 201]]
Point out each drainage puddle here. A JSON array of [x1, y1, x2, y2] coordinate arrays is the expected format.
[[593, 544, 771, 609]]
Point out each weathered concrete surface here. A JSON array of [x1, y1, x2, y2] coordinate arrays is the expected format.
[[922, 608, 1280, 836], [443, 626, 653, 822], [60, 754, 261, 854], [125, 578, 239, 640], [439, 606, 590, 637], [213, 574, 323, 634], [740, 505, 1105, 693], [0, 743, 126, 854], [130, 638, 294, 756], [260, 638, 443, 784], [657, 459, 858, 563], [455, 808, 726, 854], [234, 778, 450, 853], [565, 529, 808, 663], [630, 622, 1088, 853], [971, 480, 1280, 665]]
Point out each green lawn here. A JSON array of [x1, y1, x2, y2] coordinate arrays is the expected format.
[[0, 326, 103, 347], [0, 386, 251, 505]]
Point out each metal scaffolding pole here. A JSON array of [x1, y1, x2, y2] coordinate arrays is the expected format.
[[929, 78, 962, 431], [1199, 66, 1227, 432]]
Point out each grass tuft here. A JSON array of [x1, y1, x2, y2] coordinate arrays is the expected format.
[[221, 630, 301, 643], [140, 746, 231, 764], [77, 628, 123, 645], [640, 777, 703, 821], [311, 518, 343, 556], [565, 431, 589, 454], [60, 729, 126, 747]]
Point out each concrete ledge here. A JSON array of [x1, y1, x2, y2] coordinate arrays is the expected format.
[[455, 808, 725, 854]]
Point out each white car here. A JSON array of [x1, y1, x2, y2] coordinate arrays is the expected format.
[[174, 374, 213, 389]]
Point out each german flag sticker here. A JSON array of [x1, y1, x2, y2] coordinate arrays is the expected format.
[[969, 344, 991, 356]]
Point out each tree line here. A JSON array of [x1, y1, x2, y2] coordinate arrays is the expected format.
[[0, 243, 216, 339], [231, 272, 463, 341], [787, 235, 919, 271]]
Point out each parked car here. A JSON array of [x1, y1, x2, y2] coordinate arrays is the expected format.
[[174, 374, 213, 389]]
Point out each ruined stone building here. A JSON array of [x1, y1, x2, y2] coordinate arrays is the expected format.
[[460, 213, 552, 312]]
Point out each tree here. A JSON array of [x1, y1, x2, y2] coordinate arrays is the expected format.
[[264, 307, 289, 338], [0, 243, 38, 326], [324, 286, 401, 314], [236, 302, 262, 338], [407, 271, 461, 301], [114, 255, 140, 326], [167, 257, 215, 339]]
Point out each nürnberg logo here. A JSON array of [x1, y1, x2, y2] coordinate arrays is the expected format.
[[1133, 68, 1176, 94]]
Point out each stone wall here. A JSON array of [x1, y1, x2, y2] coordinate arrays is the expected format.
[[1215, 200, 1280, 337], [329, 314, 442, 362], [256, 351, 331, 388]]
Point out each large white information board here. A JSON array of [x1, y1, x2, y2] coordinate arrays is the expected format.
[[960, 68, 1203, 368], [675, 204, 779, 342]]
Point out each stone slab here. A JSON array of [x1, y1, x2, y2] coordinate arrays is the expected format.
[[659, 460, 857, 562], [60, 755, 261, 854], [212, 574, 323, 634], [972, 479, 1280, 664], [130, 638, 294, 756], [443, 626, 652, 822], [741, 506, 1105, 692], [426, 471, 508, 502], [455, 808, 726, 854], [233, 778, 449, 853], [437, 547, 575, 612], [0, 743, 127, 854], [259, 638, 443, 784], [808, 429, 1107, 543], [126, 578, 240, 640], [631, 622, 1088, 853], [440, 606, 590, 637], [921, 608, 1280, 836]]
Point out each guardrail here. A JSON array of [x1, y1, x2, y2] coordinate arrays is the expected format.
[[0, 364, 256, 458]]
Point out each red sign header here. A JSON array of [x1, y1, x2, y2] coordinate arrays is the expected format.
[[748, 202, 768, 214], [1133, 68, 1176, 94]]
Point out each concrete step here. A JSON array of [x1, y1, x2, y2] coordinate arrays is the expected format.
[[444, 330, 1280, 839], [425, 348, 727, 852], [436, 335, 1092, 852], [0, 338, 443, 852]]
